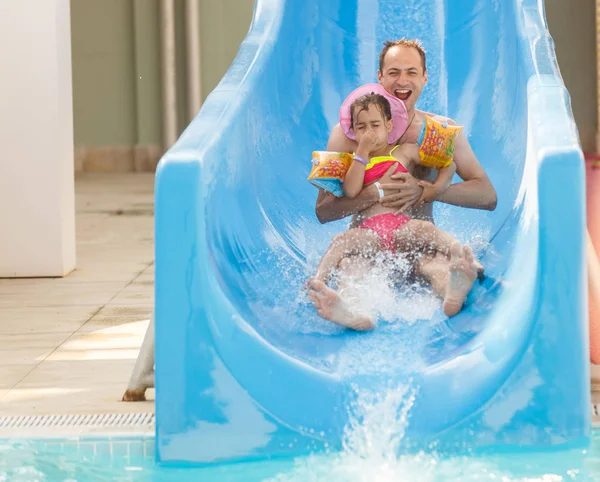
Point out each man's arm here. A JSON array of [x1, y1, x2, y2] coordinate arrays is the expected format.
[[315, 124, 380, 223], [435, 127, 497, 210], [315, 187, 380, 224], [381, 116, 497, 212]]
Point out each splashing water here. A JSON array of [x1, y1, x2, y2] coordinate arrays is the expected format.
[[265, 383, 593, 482], [335, 251, 442, 326], [264, 383, 419, 482]]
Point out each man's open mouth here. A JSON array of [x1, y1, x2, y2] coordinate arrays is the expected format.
[[394, 89, 412, 101]]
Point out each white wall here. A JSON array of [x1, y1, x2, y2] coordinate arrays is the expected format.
[[0, 0, 75, 277]]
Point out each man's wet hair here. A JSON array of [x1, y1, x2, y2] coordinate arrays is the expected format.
[[379, 38, 427, 73], [350, 93, 392, 129]]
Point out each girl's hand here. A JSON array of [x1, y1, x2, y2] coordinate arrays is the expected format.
[[356, 131, 379, 157]]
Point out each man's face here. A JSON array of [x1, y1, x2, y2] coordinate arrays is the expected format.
[[378, 46, 428, 113]]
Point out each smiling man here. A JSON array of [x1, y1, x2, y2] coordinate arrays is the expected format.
[[317, 38, 497, 224], [308, 39, 497, 328]]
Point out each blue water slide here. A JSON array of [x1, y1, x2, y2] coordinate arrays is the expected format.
[[154, 0, 591, 465]]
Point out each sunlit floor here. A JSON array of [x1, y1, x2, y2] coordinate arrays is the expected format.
[[0, 174, 155, 417]]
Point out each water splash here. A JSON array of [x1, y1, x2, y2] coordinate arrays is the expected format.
[[265, 383, 420, 482], [264, 383, 591, 482]]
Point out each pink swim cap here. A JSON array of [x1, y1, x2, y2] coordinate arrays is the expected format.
[[339, 83, 409, 144]]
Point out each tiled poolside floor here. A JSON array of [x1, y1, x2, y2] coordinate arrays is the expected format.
[[0, 174, 155, 417]]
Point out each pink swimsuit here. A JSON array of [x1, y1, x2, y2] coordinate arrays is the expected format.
[[358, 149, 411, 252]]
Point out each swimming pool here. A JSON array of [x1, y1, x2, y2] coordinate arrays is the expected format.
[[2, 431, 599, 481]]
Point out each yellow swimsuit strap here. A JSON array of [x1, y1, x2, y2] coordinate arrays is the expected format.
[[363, 145, 400, 170]]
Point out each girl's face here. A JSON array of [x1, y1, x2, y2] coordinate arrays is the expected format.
[[352, 104, 393, 148]]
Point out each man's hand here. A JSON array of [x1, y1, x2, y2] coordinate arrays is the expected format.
[[379, 170, 424, 213], [415, 180, 439, 206]]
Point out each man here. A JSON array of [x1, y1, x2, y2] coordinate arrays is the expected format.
[[308, 39, 497, 330]]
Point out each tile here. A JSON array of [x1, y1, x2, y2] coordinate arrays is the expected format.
[[78, 441, 96, 458], [130, 440, 145, 458], [0, 281, 126, 298], [112, 440, 130, 457], [128, 278, 154, 289], [0, 278, 64, 288], [131, 267, 154, 286], [47, 321, 150, 362], [95, 440, 112, 456], [76, 245, 153, 257], [0, 287, 122, 310], [0, 332, 72, 349], [0, 364, 37, 389], [62, 266, 147, 283], [80, 305, 152, 332], [0, 359, 146, 415], [46, 348, 141, 362], [0, 348, 55, 365], [13, 359, 134, 387], [0, 306, 100, 334], [109, 284, 153, 306], [0, 385, 154, 416]]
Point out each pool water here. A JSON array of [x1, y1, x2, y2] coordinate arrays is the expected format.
[[1, 431, 599, 482], [0, 388, 597, 481]]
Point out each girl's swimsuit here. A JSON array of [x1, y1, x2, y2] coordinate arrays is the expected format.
[[358, 145, 411, 251], [363, 145, 407, 184]]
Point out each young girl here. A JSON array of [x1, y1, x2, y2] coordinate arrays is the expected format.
[[309, 86, 481, 322]]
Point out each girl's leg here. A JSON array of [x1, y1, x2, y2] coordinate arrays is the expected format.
[[312, 228, 382, 283], [308, 255, 378, 331]]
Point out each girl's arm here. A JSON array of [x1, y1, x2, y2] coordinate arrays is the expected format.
[[342, 131, 378, 199], [431, 162, 456, 195], [418, 162, 456, 204], [342, 157, 367, 198]]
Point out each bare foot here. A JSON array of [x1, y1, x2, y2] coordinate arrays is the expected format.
[[443, 243, 478, 317], [122, 388, 147, 402], [308, 279, 375, 331], [305, 275, 326, 291]]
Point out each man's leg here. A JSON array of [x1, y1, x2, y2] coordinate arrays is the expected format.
[[395, 219, 459, 257], [396, 220, 484, 274], [415, 252, 449, 298], [308, 254, 377, 331], [416, 243, 478, 317]]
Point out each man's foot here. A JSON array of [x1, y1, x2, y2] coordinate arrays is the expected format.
[[443, 243, 478, 317], [307, 279, 375, 331], [122, 388, 147, 402]]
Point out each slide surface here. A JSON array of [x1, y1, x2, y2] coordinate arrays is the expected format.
[[155, 0, 590, 465]]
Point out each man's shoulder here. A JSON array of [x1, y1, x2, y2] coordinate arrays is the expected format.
[[327, 123, 357, 152], [395, 142, 419, 159], [330, 123, 344, 136]]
